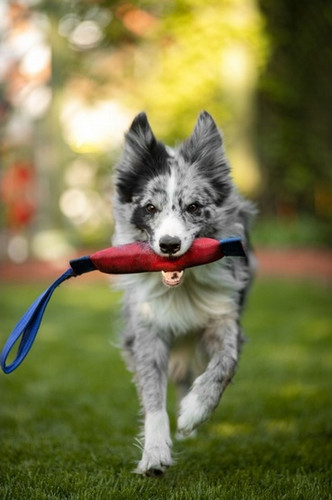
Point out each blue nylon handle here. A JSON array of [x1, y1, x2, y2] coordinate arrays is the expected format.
[[219, 237, 246, 257], [0, 268, 75, 374]]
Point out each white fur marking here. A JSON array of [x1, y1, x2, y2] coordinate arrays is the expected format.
[[144, 410, 171, 448], [178, 392, 208, 435], [139, 302, 154, 320], [135, 410, 172, 475], [155, 213, 185, 240], [167, 169, 177, 209]]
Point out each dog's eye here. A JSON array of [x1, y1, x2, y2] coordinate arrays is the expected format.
[[187, 203, 200, 214], [145, 203, 157, 214]]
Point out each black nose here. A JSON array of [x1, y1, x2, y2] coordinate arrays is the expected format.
[[159, 235, 181, 255]]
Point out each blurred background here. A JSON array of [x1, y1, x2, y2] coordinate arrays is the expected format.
[[1, 0, 332, 264], [1, 3, 332, 495]]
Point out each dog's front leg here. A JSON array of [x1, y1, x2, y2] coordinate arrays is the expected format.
[[133, 327, 172, 476], [177, 317, 240, 436]]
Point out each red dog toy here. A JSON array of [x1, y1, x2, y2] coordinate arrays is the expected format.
[[70, 237, 245, 275], [1, 237, 245, 374]]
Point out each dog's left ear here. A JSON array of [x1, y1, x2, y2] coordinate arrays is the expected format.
[[180, 111, 224, 164]]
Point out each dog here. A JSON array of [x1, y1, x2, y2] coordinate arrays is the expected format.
[[112, 111, 255, 476]]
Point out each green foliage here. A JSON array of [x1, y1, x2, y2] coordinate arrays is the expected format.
[[133, 0, 267, 143], [255, 0, 332, 220], [252, 215, 332, 248], [1, 280, 331, 499]]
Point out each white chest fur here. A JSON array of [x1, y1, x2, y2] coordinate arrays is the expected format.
[[120, 261, 239, 335]]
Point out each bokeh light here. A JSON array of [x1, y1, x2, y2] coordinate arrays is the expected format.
[[60, 99, 132, 153]]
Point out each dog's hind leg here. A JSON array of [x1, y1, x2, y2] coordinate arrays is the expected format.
[[177, 316, 240, 437], [132, 326, 172, 476]]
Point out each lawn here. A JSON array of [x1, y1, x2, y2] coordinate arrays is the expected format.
[[0, 278, 331, 499]]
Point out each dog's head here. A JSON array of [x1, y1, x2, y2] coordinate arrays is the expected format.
[[114, 111, 234, 286]]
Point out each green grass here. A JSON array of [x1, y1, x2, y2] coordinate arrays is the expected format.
[[1, 278, 331, 499]]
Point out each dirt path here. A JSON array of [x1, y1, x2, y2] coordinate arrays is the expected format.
[[255, 248, 332, 282]]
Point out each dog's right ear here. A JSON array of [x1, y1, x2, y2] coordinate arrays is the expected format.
[[116, 112, 169, 203], [124, 112, 157, 156]]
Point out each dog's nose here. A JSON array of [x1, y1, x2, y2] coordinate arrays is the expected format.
[[159, 235, 181, 255]]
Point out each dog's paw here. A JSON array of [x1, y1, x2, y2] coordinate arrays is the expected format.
[[134, 444, 172, 477], [177, 392, 210, 436], [175, 428, 197, 441]]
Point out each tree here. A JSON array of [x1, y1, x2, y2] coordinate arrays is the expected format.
[[255, 0, 332, 225]]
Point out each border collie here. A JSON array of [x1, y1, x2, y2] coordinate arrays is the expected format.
[[112, 111, 255, 476]]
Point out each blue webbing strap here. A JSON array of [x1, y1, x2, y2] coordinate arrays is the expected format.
[[0, 268, 75, 374], [219, 237, 245, 257]]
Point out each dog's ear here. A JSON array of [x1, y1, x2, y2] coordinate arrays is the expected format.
[[116, 112, 169, 203], [124, 112, 157, 156], [180, 111, 224, 164], [180, 111, 231, 201]]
